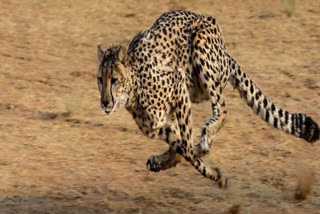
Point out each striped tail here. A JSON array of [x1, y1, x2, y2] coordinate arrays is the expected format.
[[228, 58, 319, 143]]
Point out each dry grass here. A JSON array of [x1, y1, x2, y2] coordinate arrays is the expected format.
[[227, 204, 241, 214], [284, 0, 298, 17], [294, 166, 314, 201]]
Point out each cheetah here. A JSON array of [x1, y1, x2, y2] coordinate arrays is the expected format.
[[97, 10, 319, 188]]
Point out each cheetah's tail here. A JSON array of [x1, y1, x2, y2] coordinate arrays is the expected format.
[[227, 57, 319, 143]]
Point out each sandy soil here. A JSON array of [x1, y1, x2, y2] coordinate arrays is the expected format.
[[0, 0, 320, 213]]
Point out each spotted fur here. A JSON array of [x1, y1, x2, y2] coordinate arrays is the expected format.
[[97, 10, 319, 188]]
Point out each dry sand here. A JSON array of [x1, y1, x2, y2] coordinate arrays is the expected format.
[[0, 0, 320, 213]]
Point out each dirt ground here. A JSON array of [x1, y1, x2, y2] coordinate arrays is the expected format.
[[0, 0, 320, 213]]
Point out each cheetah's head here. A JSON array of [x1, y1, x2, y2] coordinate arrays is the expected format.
[[97, 45, 132, 115]]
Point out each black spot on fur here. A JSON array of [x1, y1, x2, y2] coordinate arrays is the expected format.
[[302, 116, 319, 143], [278, 109, 283, 117], [265, 110, 270, 122], [273, 117, 278, 128], [245, 79, 249, 87], [158, 127, 163, 136], [163, 28, 167, 35], [271, 103, 276, 113], [263, 98, 268, 108], [201, 128, 206, 136], [285, 111, 289, 124], [249, 84, 254, 94], [165, 127, 171, 143], [255, 91, 262, 100], [200, 166, 206, 177], [176, 147, 183, 155]]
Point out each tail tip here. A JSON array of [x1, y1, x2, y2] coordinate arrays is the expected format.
[[303, 116, 319, 143]]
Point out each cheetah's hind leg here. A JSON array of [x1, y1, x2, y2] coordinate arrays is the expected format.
[[191, 26, 229, 157], [195, 97, 227, 157]]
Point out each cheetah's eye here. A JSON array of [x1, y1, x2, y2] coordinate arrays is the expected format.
[[111, 77, 117, 85]]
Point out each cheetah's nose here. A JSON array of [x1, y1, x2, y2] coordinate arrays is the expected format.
[[102, 100, 109, 107]]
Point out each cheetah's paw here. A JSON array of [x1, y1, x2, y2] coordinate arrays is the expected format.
[[146, 155, 162, 172]]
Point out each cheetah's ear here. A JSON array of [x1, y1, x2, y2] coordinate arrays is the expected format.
[[117, 46, 128, 63], [97, 45, 104, 62]]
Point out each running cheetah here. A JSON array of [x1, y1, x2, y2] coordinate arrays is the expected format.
[[97, 10, 319, 188]]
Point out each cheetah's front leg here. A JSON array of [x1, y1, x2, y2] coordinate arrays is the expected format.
[[146, 118, 184, 172], [146, 148, 182, 172], [131, 109, 183, 172]]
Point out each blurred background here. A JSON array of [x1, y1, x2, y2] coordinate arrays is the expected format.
[[0, 0, 319, 213]]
